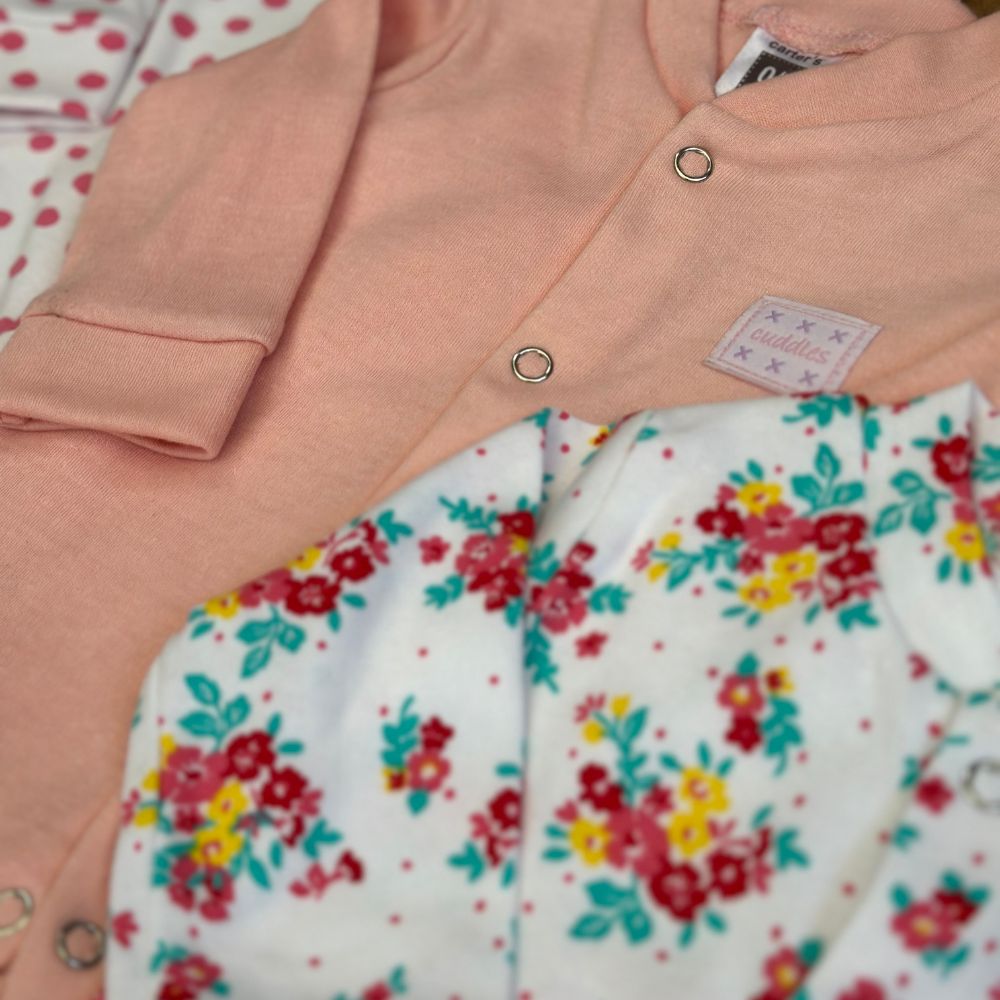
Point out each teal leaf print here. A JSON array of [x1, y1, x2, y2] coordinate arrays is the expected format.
[[190, 619, 214, 640], [751, 804, 773, 830], [588, 584, 631, 613], [246, 853, 271, 889], [276, 740, 303, 754], [622, 906, 653, 944], [570, 913, 613, 940], [269, 841, 284, 868], [277, 621, 306, 651], [815, 442, 840, 480], [407, 790, 430, 814], [775, 828, 809, 869], [425, 574, 465, 609], [973, 443, 1000, 481], [704, 910, 727, 934], [302, 819, 342, 860], [448, 841, 486, 882], [178, 710, 219, 740], [874, 503, 904, 535], [265, 712, 282, 736], [388, 966, 408, 994], [798, 938, 823, 966], [837, 601, 878, 630], [891, 884, 912, 910], [439, 497, 497, 533], [525, 619, 558, 692], [782, 394, 853, 427], [236, 619, 275, 644], [892, 824, 920, 850], [375, 509, 413, 544], [242, 643, 271, 677], [222, 695, 250, 730], [587, 880, 632, 908], [185, 674, 220, 707]]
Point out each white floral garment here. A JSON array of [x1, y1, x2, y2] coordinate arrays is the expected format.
[[108, 383, 1000, 1000]]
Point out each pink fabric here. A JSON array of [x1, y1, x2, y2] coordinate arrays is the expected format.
[[0, 0, 997, 994]]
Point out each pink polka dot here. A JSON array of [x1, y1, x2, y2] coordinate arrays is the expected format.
[[139, 67, 161, 85], [31, 179, 49, 196], [9, 255, 27, 277], [60, 100, 89, 119], [842, 882, 856, 896], [132, 840, 142, 852], [171, 13, 197, 38], [73, 10, 100, 26], [98, 29, 126, 50], [105, 108, 125, 125], [0, 317, 18, 334], [475, 447, 487, 457], [400, 859, 413, 871], [0, 210, 12, 228], [78, 71, 107, 90], [0, 30, 25, 51], [562, 871, 575, 884], [35, 207, 59, 227], [655, 950, 669, 963], [522, 901, 534, 914], [388, 913, 402, 925], [859, 718, 872, 732], [73, 173, 93, 195], [560, 443, 570, 454], [652, 640, 664, 651], [307, 955, 321, 968], [11, 70, 37, 88], [770, 925, 783, 941], [263, 0, 288, 7], [488, 674, 499, 686], [492, 937, 505, 950], [187, 926, 199, 940], [213, 633, 224, 643], [417, 647, 428, 657], [68, 145, 89, 159], [661, 447, 674, 459], [226, 16, 251, 32], [28, 133, 55, 152], [474, 899, 487, 913], [190, 55, 213, 69]]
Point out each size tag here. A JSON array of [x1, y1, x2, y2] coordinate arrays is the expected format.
[[715, 28, 841, 97], [705, 296, 882, 394]]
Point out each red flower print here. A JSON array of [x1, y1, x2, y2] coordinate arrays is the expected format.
[[456, 534, 514, 578], [738, 549, 766, 575], [826, 548, 875, 581], [168, 954, 222, 990], [467, 563, 525, 611], [725, 714, 763, 752], [606, 808, 665, 876], [640, 783, 673, 816], [385, 770, 406, 791], [915, 775, 954, 814], [175, 807, 203, 834], [813, 513, 867, 552], [284, 576, 341, 615], [743, 505, 814, 555], [420, 716, 455, 752], [892, 900, 958, 951], [335, 849, 365, 883], [708, 849, 750, 899], [167, 857, 198, 911], [819, 547, 877, 608], [261, 766, 309, 810], [362, 984, 392, 1000], [575, 631, 608, 658], [406, 750, 451, 792], [695, 503, 744, 539], [111, 911, 138, 948], [200, 868, 235, 922], [762, 947, 808, 997], [488, 788, 522, 831], [158, 983, 196, 1000], [932, 889, 978, 925], [631, 540, 654, 571], [566, 540, 596, 565], [225, 731, 275, 780], [717, 675, 765, 716], [329, 545, 375, 582], [497, 510, 536, 539], [647, 860, 708, 922], [931, 436, 972, 486], [981, 491, 1000, 529], [836, 980, 887, 1000], [121, 788, 139, 825], [574, 693, 606, 723], [290, 862, 331, 899], [529, 571, 590, 633], [160, 746, 227, 806], [578, 764, 624, 813], [237, 567, 293, 608], [418, 535, 450, 564]]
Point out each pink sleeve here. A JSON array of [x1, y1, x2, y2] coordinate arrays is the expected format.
[[0, 0, 379, 459]]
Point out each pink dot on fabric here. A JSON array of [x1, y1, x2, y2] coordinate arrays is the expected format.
[[0, 30, 25, 51], [307, 956, 321, 968], [139, 67, 161, 85], [11, 70, 37, 88], [171, 12, 197, 38], [9, 255, 27, 277], [98, 29, 126, 50], [190, 55, 213, 69], [662, 448, 674, 459], [226, 16, 251, 32], [263, 0, 288, 7], [105, 108, 125, 125], [78, 71, 107, 89], [560, 443, 570, 454], [68, 145, 89, 159], [28, 133, 55, 152], [74, 10, 100, 26], [73, 173, 92, 195], [31, 179, 49, 196], [0, 210, 12, 228], [388, 913, 402, 925], [0, 317, 18, 334], [35, 207, 60, 227], [60, 100, 89, 119]]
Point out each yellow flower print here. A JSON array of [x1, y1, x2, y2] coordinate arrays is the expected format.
[[288, 545, 322, 571], [589, 426, 612, 447], [667, 810, 713, 858], [134, 805, 159, 827], [648, 533, 681, 582], [141, 768, 160, 794], [581, 718, 605, 743], [765, 666, 795, 696], [736, 481, 783, 515], [658, 532, 682, 550], [609, 694, 631, 719], [568, 818, 612, 865], [191, 825, 244, 868], [510, 535, 531, 555], [383, 766, 406, 791], [946, 521, 986, 563], [678, 767, 729, 814], [647, 563, 668, 582], [206, 780, 250, 829], [204, 592, 240, 619], [772, 550, 817, 583], [739, 575, 794, 613]]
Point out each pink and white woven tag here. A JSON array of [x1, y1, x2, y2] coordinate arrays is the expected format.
[[705, 296, 882, 394]]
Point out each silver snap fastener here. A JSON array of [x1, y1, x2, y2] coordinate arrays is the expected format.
[[55, 919, 106, 970], [674, 146, 713, 183], [511, 346, 553, 383], [963, 758, 1000, 814], [0, 887, 34, 939]]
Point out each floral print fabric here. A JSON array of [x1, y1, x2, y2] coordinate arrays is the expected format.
[[109, 384, 1000, 999]]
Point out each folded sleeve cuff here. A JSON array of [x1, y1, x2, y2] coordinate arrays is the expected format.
[[0, 314, 265, 460]]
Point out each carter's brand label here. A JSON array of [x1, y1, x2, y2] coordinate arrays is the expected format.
[[705, 297, 882, 394], [715, 28, 841, 97]]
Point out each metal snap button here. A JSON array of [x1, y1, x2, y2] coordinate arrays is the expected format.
[[674, 146, 713, 183], [0, 887, 33, 939], [962, 758, 1000, 814], [55, 919, 106, 971], [511, 346, 554, 383]]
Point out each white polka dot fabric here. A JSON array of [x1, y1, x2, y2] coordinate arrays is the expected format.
[[0, 0, 324, 349]]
